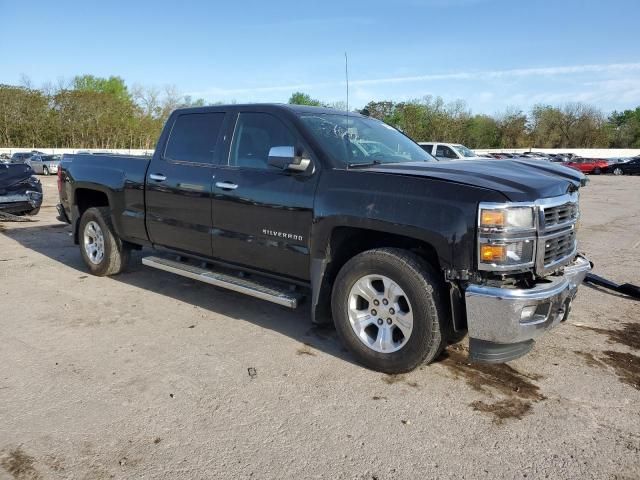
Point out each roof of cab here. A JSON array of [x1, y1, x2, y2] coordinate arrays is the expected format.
[[171, 103, 365, 117]]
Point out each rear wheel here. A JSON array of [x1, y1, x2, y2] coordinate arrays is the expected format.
[[79, 207, 130, 276], [331, 248, 447, 373], [593, 167, 601, 175], [42, 166, 49, 176], [613, 167, 623, 176]]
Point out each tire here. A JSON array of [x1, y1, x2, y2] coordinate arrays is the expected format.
[[331, 248, 447, 373], [593, 167, 601, 175], [25, 207, 40, 216], [42, 166, 49, 176], [613, 167, 623, 176], [78, 207, 130, 276]]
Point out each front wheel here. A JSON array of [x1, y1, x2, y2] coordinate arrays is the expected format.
[[331, 248, 447, 373], [613, 167, 623, 176], [42, 166, 49, 176], [593, 167, 601, 175], [79, 207, 130, 276]]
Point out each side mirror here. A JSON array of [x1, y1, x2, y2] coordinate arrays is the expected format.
[[268, 146, 311, 172]]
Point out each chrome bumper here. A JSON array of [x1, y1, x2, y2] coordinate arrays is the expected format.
[[465, 255, 591, 362]]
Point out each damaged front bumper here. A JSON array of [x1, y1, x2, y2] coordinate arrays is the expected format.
[[465, 255, 591, 363], [0, 191, 43, 214]]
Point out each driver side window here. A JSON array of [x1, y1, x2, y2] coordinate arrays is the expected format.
[[229, 112, 297, 170]]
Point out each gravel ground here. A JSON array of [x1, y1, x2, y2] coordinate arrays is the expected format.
[[0, 175, 638, 480]]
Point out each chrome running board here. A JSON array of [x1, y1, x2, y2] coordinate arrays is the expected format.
[[142, 256, 301, 308]]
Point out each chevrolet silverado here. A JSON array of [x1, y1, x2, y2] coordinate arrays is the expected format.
[[57, 104, 591, 373]]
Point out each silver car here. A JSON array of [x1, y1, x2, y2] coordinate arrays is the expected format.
[[27, 154, 60, 175]]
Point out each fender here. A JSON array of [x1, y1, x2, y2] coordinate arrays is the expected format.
[[307, 169, 507, 324]]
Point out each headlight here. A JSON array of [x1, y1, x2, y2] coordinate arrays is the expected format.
[[479, 206, 534, 231], [479, 240, 535, 268], [478, 203, 537, 272]]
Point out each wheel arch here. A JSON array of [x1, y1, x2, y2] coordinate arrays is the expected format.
[[310, 225, 446, 326], [72, 188, 111, 243]]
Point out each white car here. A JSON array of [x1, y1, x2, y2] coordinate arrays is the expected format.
[[418, 142, 484, 161]]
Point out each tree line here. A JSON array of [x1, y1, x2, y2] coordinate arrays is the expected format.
[[1, 76, 639, 149], [0, 75, 206, 149]]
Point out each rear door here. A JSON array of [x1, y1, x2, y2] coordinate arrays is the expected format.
[[145, 111, 227, 257], [209, 111, 319, 281]]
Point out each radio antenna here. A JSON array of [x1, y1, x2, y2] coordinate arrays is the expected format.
[[344, 52, 349, 114]]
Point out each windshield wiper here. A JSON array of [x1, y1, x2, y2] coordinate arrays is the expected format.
[[347, 160, 384, 168]]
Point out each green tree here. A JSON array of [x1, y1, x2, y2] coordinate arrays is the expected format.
[[288, 91, 323, 106], [465, 115, 501, 148], [72, 75, 130, 102], [607, 107, 640, 147]]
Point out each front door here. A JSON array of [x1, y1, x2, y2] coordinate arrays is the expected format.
[[210, 111, 318, 281], [145, 111, 226, 257]]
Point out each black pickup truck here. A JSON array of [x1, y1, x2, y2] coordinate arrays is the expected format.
[[57, 104, 591, 373]]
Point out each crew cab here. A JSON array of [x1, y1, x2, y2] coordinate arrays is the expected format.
[[57, 104, 591, 373], [566, 157, 609, 174]]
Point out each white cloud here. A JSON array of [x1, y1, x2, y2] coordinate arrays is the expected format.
[[189, 62, 640, 98]]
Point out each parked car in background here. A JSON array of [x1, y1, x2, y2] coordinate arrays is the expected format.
[[418, 142, 483, 160], [0, 153, 10, 164], [10, 152, 34, 164], [546, 154, 571, 163], [0, 163, 43, 215], [566, 157, 609, 174], [611, 156, 640, 175], [26, 154, 61, 175], [607, 157, 631, 167]]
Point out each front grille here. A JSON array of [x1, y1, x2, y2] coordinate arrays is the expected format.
[[544, 202, 578, 228], [543, 230, 576, 267]]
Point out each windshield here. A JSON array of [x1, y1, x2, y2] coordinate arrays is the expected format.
[[299, 113, 435, 166], [452, 144, 476, 158]]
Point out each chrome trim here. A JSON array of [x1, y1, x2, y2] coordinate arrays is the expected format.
[[466, 254, 591, 344], [142, 256, 299, 308], [215, 181, 238, 190]]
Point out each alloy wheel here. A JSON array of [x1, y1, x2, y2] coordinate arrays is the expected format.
[[347, 274, 413, 353]]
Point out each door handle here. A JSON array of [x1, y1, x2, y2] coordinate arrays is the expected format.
[[215, 181, 238, 190], [149, 173, 167, 182]]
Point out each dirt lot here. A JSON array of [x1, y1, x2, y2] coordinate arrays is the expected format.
[[1, 175, 639, 479]]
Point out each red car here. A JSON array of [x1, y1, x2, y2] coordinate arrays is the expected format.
[[565, 158, 609, 174]]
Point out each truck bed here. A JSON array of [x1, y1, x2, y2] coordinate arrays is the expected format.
[[59, 153, 152, 245]]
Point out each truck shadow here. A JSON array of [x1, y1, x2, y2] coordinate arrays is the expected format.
[[1, 222, 356, 367]]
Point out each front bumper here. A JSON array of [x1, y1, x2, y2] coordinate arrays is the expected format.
[[0, 191, 43, 214], [465, 254, 591, 362]]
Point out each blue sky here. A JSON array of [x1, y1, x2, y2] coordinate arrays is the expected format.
[[1, 0, 639, 114]]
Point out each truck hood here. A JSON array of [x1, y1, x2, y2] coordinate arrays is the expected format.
[[363, 159, 586, 201]]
